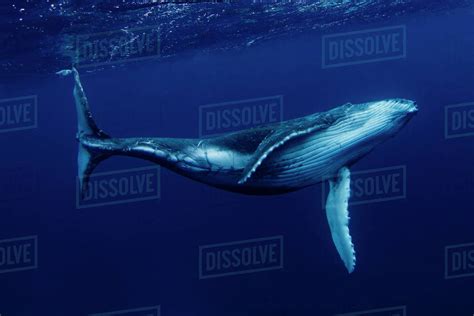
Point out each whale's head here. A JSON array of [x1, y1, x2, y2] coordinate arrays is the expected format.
[[359, 98, 418, 137], [327, 98, 418, 165]]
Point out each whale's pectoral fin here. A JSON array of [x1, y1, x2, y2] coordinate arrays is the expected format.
[[325, 167, 356, 273]]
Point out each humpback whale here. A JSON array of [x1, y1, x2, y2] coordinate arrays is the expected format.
[[58, 68, 417, 273]]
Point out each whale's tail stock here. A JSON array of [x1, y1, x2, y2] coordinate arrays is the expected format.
[[57, 68, 112, 197]]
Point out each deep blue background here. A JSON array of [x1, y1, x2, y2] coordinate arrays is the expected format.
[[1, 7, 474, 316]]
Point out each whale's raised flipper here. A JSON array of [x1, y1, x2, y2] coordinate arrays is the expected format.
[[325, 167, 356, 273], [58, 68, 111, 196]]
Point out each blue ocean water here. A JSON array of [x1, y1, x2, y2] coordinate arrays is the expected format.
[[1, 1, 474, 315]]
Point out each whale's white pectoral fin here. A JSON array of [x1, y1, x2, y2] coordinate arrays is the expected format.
[[325, 167, 356, 273]]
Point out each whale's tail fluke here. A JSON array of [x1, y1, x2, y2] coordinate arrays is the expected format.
[[57, 68, 112, 197], [57, 68, 110, 138]]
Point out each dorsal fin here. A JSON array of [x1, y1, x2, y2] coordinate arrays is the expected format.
[[238, 110, 343, 184]]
